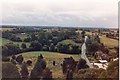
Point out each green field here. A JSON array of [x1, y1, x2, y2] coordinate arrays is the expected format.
[[1, 38, 30, 48], [0, 28, 15, 31], [100, 35, 118, 48], [15, 51, 80, 78]]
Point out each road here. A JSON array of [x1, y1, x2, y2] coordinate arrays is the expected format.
[[80, 36, 109, 69], [81, 36, 93, 68]]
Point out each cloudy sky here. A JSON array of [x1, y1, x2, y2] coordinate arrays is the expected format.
[[1, 0, 120, 28]]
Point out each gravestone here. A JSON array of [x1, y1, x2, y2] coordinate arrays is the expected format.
[[53, 61, 55, 66]]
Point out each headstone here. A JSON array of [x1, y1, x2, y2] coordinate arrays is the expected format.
[[62, 60, 67, 74], [53, 61, 55, 66]]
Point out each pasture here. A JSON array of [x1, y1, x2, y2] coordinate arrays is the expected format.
[[0, 28, 15, 31], [16, 51, 80, 78], [1, 38, 30, 48], [100, 35, 118, 48]]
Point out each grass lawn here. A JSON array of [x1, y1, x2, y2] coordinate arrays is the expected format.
[[1, 38, 30, 48], [100, 35, 118, 48], [16, 51, 80, 78]]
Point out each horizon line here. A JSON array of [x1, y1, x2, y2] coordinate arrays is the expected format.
[[1, 24, 118, 29]]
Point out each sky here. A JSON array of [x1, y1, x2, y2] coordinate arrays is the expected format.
[[1, 0, 120, 28]]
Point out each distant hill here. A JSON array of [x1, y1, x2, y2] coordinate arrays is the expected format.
[[1, 25, 118, 30]]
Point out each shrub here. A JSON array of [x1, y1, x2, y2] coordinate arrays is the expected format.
[[77, 58, 89, 70], [11, 55, 16, 60], [16, 55, 24, 64], [74, 68, 104, 78], [99, 60, 119, 79], [26, 60, 32, 66], [21, 43, 27, 49]]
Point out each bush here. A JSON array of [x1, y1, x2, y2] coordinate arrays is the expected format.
[[2, 62, 21, 79], [2, 43, 21, 56], [21, 43, 27, 49], [30, 41, 42, 51], [26, 60, 32, 66], [77, 59, 89, 70], [56, 40, 81, 54], [24, 37, 31, 42], [74, 68, 104, 78], [99, 60, 119, 79], [16, 55, 24, 64], [11, 55, 16, 60]]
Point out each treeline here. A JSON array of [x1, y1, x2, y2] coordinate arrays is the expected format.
[[2, 32, 22, 42], [106, 32, 119, 40], [2, 40, 81, 57]]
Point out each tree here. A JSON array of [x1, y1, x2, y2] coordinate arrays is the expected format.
[[31, 33, 38, 41], [56, 40, 81, 54], [21, 43, 27, 49], [16, 55, 24, 64], [77, 58, 89, 69], [2, 43, 21, 56], [20, 62, 29, 79], [24, 37, 31, 42], [49, 43, 55, 52], [30, 55, 46, 79], [30, 41, 42, 51], [81, 30, 85, 38], [87, 42, 100, 56], [71, 44, 80, 54]]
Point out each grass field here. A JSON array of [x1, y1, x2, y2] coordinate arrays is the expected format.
[[0, 28, 15, 31], [16, 51, 80, 78], [100, 35, 118, 48], [1, 38, 30, 48]]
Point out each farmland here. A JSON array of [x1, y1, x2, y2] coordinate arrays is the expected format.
[[100, 35, 118, 48], [1, 27, 119, 79], [0, 28, 15, 31]]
